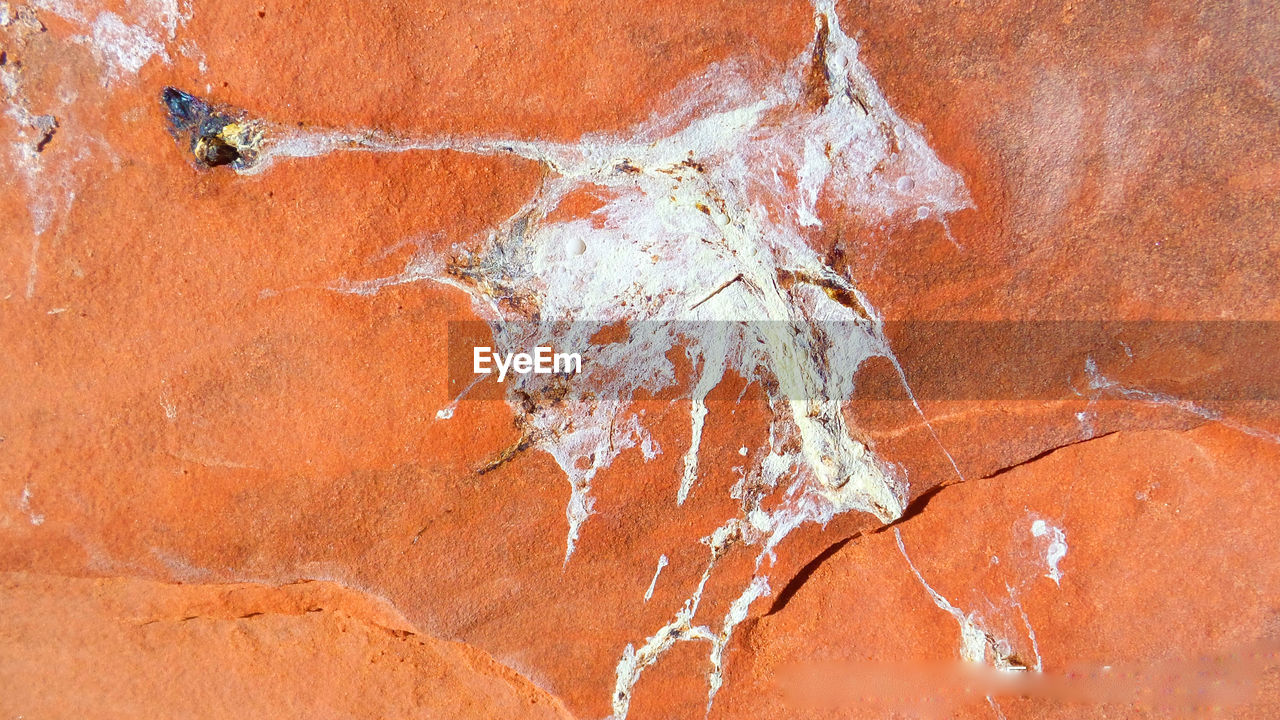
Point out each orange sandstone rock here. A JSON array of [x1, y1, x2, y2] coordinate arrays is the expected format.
[[0, 573, 574, 719], [1, 0, 1276, 718], [718, 425, 1280, 719]]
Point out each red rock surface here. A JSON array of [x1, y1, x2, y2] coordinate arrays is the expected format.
[[0, 573, 573, 719], [718, 425, 1280, 719], [2, 0, 1277, 718]]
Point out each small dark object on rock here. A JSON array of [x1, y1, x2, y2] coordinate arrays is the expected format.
[[161, 87, 262, 169], [33, 115, 57, 152]]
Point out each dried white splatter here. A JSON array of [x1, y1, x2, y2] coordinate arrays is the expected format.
[[6, 1, 190, 296], [895, 524, 1043, 720], [87, 11, 168, 81], [317, 0, 968, 566], [160, 392, 177, 421], [19, 485, 44, 526], [34, 0, 189, 84], [1029, 517, 1068, 586], [1, 61, 74, 298], [256, 0, 969, 713]]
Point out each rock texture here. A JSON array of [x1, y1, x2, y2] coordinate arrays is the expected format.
[[2, 0, 1277, 718], [0, 572, 574, 719], [719, 425, 1280, 719]]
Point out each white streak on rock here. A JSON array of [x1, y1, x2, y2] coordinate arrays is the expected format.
[[31, 0, 86, 23], [434, 373, 486, 421], [611, 523, 740, 720], [6, 1, 190, 274], [705, 576, 770, 712], [1085, 356, 1280, 444], [643, 554, 668, 603], [678, 324, 729, 505], [2, 62, 76, 296], [895, 528, 989, 664], [1007, 586, 1044, 672], [897, 530, 1039, 678]]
